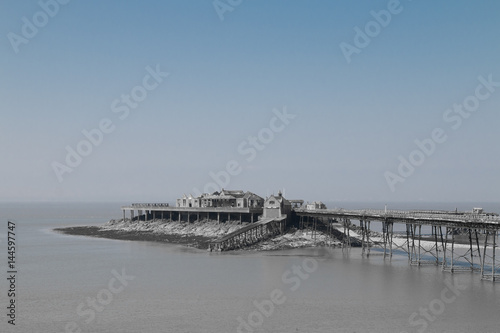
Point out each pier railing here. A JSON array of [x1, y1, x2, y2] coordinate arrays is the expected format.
[[295, 208, 500, 281], [294, 208, 500, 226], [130, 203, 170, 208], [123, 204, 262, 213]]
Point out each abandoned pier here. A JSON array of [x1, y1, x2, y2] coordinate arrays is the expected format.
[[121, 189, 500, 281]]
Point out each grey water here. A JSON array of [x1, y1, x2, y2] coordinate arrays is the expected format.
[[1, 202, 499, 333]]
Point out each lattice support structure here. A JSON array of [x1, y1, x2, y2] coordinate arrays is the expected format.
[[361, 219, 371, 257], [402, 223, 442, 266], [480, 230, 500, 282], [383, 221, 411, 257], [342, 218, 351, 249], [381, 221, 392, 257], [295, 209, 500, 282], [442, 227, 482, 273]]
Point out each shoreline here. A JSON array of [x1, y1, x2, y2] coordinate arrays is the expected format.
[[54, 219, 347, 251], [54, 226, 214, 249], [54, 218, 481, 252]]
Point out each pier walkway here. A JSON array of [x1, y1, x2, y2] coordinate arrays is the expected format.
[[120, 202, 500, 281], [296, 208, 500, 281], [295, 208, 500, 228], [208, 216, 287, 252]]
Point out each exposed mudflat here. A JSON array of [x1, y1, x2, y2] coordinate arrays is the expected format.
[[54, 219, 348, 251], [54, 225, 214, 249]]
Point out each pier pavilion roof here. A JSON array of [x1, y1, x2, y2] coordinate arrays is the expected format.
[[204, 194, 237, 200], [220, 189, 245, 197], [200, 190, 263, 201]]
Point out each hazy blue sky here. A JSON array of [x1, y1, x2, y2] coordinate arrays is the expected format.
[[1, 0, 500, 204]]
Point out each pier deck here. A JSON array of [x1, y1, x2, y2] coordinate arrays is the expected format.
[[119, 202, 500, 281], [121, 204, 263, 223], [295, 208, 500, 229], [296, 208, 500, 281]]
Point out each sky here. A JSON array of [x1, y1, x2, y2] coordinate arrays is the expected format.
[[1, 0, 500, 204]]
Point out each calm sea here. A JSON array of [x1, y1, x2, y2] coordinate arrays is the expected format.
[[0, 202, 499, 333]]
